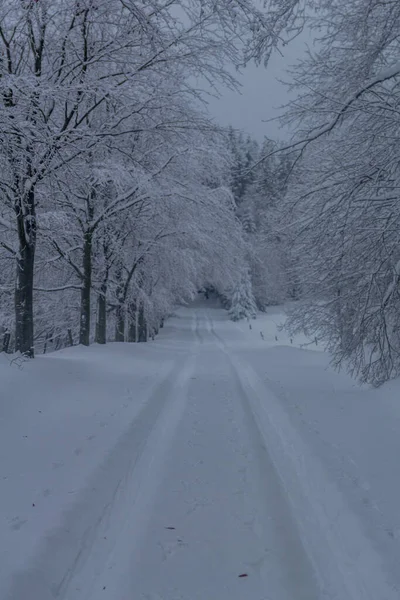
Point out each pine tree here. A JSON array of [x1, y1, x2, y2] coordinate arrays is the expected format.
[[229, 270, 257, 321]]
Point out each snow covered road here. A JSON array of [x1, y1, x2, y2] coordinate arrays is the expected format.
[[2, 303, 400, 599], [99, 313, 319, 600]]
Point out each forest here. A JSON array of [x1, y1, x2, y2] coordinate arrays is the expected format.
[[1, 0, 400, 386]]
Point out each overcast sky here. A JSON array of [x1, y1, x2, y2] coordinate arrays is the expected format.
[[204, 33, 308, 142]]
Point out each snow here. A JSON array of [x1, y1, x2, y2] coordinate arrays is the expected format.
[[1, 300, 400, 599], [0, 215, 12, 230]]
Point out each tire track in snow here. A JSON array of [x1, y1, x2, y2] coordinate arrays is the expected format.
[[193, 312, 204, 344], [107, 313, 320, 600], [204, 308, 399, 600], [200, 309, 320, 599], [5, 349, 198, 600]]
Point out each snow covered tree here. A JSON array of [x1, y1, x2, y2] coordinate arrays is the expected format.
[[27, 103, 245, 350], [226, 130, 293, 311], [273, 0, 400, 384], [228, 269, 257, 321], [0, 0, 306, 356]]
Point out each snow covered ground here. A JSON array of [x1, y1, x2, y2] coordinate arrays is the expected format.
[[1, 299, 400, 599]]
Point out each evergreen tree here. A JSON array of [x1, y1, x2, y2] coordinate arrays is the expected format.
[[226, 129, 294, 311], [229, 270, 257, 321]]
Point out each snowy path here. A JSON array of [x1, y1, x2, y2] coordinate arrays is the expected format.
[[96, 312, 319, 600], [2, 303, 400, 599]]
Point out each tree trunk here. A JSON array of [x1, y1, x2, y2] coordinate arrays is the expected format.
[[127, 301, 137, 342], [67, 329, 74, 347], [79, 229, 93, 346], [43, 331, 50, 354], [15, 228, 36, 357], [13, 157, 37, 357], [138, 303, 147, 343], [115, 303, 125, 342], [96, 283, 107, 344], [2, 331, 11, 354]]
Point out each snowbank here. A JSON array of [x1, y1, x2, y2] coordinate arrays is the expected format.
[[0, 341, 176, 597]]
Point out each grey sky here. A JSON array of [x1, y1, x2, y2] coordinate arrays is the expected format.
[[205, 34, 308, 142]]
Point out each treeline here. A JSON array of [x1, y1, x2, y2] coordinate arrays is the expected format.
[[272, 0, 400, 385], [4, 0, 398, 388], [0, 0, 294, 356]]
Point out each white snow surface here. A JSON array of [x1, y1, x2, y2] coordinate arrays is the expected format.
[[1, 300, 400, 599]]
